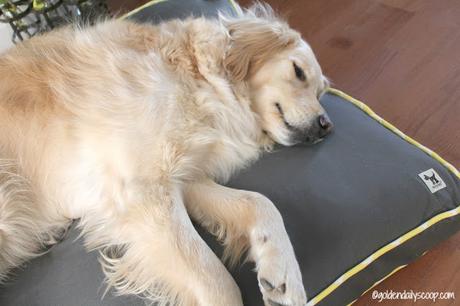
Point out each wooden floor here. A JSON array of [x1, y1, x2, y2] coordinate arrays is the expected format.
[[109, 0, 460, 305]]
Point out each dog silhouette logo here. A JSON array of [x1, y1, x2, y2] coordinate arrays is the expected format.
[[423, 172, 440, 185], [418, 168, 446, 193]]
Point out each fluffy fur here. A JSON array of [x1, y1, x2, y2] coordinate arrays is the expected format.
[[0, 3, 330, 306]]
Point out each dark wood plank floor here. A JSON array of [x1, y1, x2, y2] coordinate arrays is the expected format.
[[109, 0, 460, 305]]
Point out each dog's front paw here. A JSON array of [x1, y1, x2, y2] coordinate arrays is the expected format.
[[256, 251, 307, 306]]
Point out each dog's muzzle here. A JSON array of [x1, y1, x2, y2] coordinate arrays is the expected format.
[[291, 113, 334, 144], [317, 113, 334, 137]]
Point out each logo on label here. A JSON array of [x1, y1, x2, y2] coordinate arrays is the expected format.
[[418, 169, 446, 193]]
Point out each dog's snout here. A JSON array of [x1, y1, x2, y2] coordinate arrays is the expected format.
[[317, 113, 333, 137], [318, 114, 332, 131], [290, 113, 334, 145]]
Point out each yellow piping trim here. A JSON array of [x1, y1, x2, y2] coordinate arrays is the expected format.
[[120, 0, 168, 20], [307, 88, 460, 306], [228, 0, 241, 15], [360, 264, 407, 297], [346, 299, 357, 306], [327, 88, 460, 179], [343, 265, 407, 306]]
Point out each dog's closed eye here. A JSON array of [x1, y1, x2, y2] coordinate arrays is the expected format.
[[293, 62, 306, 82]]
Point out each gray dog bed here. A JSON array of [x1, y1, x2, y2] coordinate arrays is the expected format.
[[1, 1, 459, 306]]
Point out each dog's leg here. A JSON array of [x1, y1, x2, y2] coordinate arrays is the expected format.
[[80, 182, 242, 306], [0, 160, 70, 283], [184, 179, 307, 306]]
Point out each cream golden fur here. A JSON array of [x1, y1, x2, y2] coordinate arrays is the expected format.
[[0, 3, 332, 306]]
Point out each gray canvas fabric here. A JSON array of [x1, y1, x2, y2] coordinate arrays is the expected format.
[[124, 0, 237, 22], [1, 90, 459, 306], [1, 1, 459, 305], [225, 93, 460, 305]]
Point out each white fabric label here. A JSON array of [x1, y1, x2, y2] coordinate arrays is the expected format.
[[418, 168, 446, 193]]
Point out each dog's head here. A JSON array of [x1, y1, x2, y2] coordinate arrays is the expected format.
[[223, 4, 332, 146]]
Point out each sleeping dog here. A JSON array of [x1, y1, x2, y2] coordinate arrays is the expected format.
[[0, 3, 332, 305]]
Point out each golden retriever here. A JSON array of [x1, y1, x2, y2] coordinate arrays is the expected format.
[[0, 3, 332, 306]]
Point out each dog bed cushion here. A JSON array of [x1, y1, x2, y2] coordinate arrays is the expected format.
[[1, 1, 459, 306]]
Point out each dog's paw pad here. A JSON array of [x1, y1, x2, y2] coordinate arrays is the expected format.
[[260, 278, 276, 291], [257, 258, 307, 306], [260, 278, 288, 294], [277, 283, 286, 294]]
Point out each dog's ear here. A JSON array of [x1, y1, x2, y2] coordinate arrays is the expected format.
[[223, 7, 300, 82]]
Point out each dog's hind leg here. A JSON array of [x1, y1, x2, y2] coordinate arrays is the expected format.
[[184, 179, 307, 306], [79, 181, 242, 306], [0, 160, 70, 283]]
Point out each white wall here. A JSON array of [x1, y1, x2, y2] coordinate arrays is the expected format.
[[0, 23, 14, 53]]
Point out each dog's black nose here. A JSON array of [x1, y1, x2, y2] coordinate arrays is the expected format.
[[317, 113, 333, 137]]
